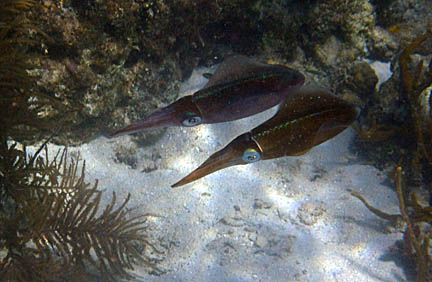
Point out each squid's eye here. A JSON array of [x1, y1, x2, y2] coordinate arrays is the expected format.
[[242, 148, 261, 163], [182, 112, 202, 127]]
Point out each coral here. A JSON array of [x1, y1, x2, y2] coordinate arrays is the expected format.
[[369, 26, 399, 61], [345, 61, 379, 98], [304, 0, 375, 52], [15, 0, 183, 145], [370, 0, 432, 60]]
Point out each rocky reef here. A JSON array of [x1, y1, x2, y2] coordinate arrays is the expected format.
[[4, 0, 432, 280], [13, 0, 428, 145], [6, 0, 382, 144]]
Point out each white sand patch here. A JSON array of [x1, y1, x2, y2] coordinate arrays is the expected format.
[[26, 68, 404, 281]]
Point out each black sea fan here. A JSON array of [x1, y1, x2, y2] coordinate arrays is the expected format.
[[0, 141, 163, 281]]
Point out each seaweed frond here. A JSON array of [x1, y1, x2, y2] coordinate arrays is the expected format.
[[399, 31, 432, 163], [351, 192, 403, 225], [395, 166, 431, 282], [352, 166, 432, 281]]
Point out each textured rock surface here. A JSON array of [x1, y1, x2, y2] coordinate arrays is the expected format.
[[25, 0, 428, 146]]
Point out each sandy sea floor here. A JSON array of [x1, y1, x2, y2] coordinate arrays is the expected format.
[[30, 67, 407, 282]]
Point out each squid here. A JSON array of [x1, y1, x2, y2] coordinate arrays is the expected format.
[[171, 89, 358, 187], [110, 55, 305, 137]]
